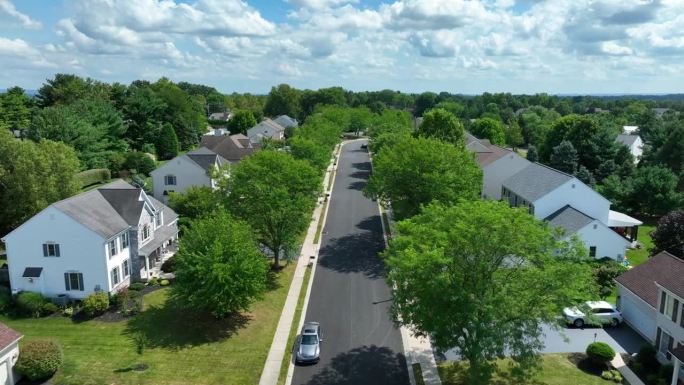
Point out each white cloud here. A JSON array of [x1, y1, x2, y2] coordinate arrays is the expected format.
[[601, 41, 635, 56], [0, 0, 41, 29], [288, 0, 358, 10]]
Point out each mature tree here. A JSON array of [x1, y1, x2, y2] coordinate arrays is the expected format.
[[541, 115, 599, 163], [365, 136, 482, 219], [655, 124, 684, 175], [414, 92, 438, 117], [227, 110, 257, 135], [168, 186, 222, 225], [385, 201, 596, 385], [0, 87, 32, 132], [575, 165, 596, 187], [597, 175, 631, 213], [526, 145, 539, 163], [625, 166, 683, 215], [651, 210, 684, 258], [519, 107, 560, 146], [152, 78, 206, 150], [156, 122, 179, 160], [504, 121, 524, 148], [264, 84, 301, 118], [593, 260, 627, 300], [0, 130, 80, 234], [369, 132, 412, 155], [227, 151, 321, 268], [37, 74, 110, 107], [122, 85, 167, 149], [288, 136, 331, 172], [433, 101, 464, 117], [550, 140, 578, 174], [469, 118, 506, 146], [172, 212, 269, 318], [417, 108, 465, 147]]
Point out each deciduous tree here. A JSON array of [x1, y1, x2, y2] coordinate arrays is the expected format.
[[469, 118, 506, 146], [651, 210, 684, 258], [227, 110, 257, 135], [417, 108, 465, 147]]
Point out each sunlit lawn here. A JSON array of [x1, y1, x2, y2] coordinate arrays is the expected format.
[[2, 263, 295, 385], [625, 223, 656, 267]]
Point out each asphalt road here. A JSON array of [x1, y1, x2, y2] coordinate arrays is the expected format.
[[291, 140, 410, 385]]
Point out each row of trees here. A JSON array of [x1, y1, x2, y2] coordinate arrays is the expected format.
[[365, 109, 599, 385]]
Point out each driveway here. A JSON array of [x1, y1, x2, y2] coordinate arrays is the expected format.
[[291, 140, 409, 385]]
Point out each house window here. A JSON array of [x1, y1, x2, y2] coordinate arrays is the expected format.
[[155, 213, 161, 227], [164, 175, 177, 185], [121, 232, 129, 249], [661, 291, 679, 322], [658, 328, 674, 358], [589, 246, 597, 258], [681, 307, 684, 328], [142, 225, 151, 241], [108, 239, 117, 257], [64, 272, 83, 291], [111, 266, 120, 286], [42, 243, 60, 257], [122, 259, 130, 278]]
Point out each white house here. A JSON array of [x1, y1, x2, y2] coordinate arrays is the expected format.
[[0, 323, 21, 385], [272, 115, 298, 130], [501, 162, 636, 261], [1, 180, 178, 299], [616, 251, 684, 384], [622, 125, 639, 135], [616, 134, 644, 163], [247, 119, 285, 143], [208, 111, 233, 122], [151, 147, 228, 203]]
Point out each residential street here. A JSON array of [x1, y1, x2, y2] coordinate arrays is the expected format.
[[291, 140, 410, 385]]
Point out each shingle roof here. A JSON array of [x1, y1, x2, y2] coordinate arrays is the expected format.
[[0, 323, 21, 351], [200, 134, 256, 162], [616, 134, 640, 147], [273, 115, 298, 128], [616, 251, 684, 308], [545, 205, 595, 235], [502, 163, 573, 203], [186, 147, 227, 172], [673, 345, 684, 364]]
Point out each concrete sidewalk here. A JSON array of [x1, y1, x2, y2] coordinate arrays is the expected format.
[[611, 354, 645, 385], [258, 143, 343, 385]]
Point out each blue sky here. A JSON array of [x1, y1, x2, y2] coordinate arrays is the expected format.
[[1, 0, 683, 94]]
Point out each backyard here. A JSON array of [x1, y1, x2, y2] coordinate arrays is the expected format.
[[625, 223, 656, 267], [438, 354, 612, 385], [2, 264, 295, 385]]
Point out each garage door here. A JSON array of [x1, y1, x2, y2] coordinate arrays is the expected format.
[[0, 360, 8, 385], [619, 290, 656, 341]]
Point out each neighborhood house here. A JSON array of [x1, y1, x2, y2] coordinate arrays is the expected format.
[[0, 323, 21, 385], [247, 118, 286, 143], [1, 181, 178, 299], [151, 147, 228, 202]]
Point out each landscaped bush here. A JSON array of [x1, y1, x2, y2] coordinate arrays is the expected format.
[[75, 168, 111, 188], [0, 286, 12, 313], [586, 342, 616, 365], [160, 279, 170, 286], [160, 258, 176, 273], [129, 283, 145, 291], [636, 344, 659, 372], [658, 364, 674, 381], [16, 292, 47, 318], [601, 370, 613, 380], [62, 307, 73, 317], [16, 340, 63, 380], [124, 152, 156, 176], [82, 292, 109, 317], [149, 277, 159, 286], [41, 302, 59, 314]]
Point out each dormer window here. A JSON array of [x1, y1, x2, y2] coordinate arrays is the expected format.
[[164, 175, 177, 186], [142, 224, 151, 241], [155, 212, 162, 227]]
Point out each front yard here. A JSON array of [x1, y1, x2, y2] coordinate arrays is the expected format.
[[625, 223, 656, 267], [438, 354, 611, 385], [2, 264, 295, 385]]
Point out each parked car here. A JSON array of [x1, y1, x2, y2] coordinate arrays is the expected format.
[[295, 322, 322, 364], [361, 143, 368, 149], [563, 301, 623, 328]]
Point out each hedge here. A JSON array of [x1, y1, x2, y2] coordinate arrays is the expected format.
[[16, 340, 63, 380], [586, 342, 616, 365], [75, 169, 111, 188]]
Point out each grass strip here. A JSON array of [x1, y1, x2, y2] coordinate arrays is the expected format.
[[313, 200, 328, 244], [277, 266, 313, 385]]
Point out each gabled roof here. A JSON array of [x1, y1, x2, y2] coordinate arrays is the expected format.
[[502, 163, 574, 203], [545, 205, 595, 235], [273, 115, 298, 128], [250, 119, 285, 134], [0, 323, 21, 351], [616, 251, 684, 308], [200, 134, 256, 163], [616, 134, 640, 147], [186, 147, 227, 172]]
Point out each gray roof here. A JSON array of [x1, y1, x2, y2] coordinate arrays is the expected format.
[[200, 134, 257, 163], [273, 115, 298, 128], [616, 134, 640, 147], [186, 147, 227, 172], [545, 205, 595, 235], [52, 180, 174, 239], [502, 163, 573, 202]]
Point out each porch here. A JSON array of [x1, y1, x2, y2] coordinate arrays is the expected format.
[[139, 231, 178, 281], [608, 210, 643, 247]]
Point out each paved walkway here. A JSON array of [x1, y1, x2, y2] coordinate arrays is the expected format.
[[258, 144, 341, 385], [611, 354, 645, 385]]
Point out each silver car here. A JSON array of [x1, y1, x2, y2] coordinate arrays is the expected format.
[[295, 322, 322, 364]]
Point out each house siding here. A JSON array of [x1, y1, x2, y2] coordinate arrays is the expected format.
[[150, 156, 212, 203], [617, 283, 657, 342], [482, 153, 530, 200], [573, 220, 630, 261], [532, 179, 610, 224]]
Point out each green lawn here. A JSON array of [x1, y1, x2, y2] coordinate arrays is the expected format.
[[625, 223, 656, 267], [313, 201, 328, 244], [438, 354, 609, 385], [1, 264, 295, 385]]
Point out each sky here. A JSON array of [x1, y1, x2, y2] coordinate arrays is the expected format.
[[1, 0, 683, 95]]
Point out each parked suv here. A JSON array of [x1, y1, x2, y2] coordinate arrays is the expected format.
[[295, 322, 322, 364], [563, 301, 623, 328]]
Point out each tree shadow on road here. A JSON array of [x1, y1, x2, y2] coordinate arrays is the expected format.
[[351, 162, 371, 172], [347, 181, 366, 191], [318, 218, 386, 279], [304, 345, 409, 385]]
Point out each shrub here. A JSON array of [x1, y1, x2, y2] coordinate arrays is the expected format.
[[16, 292, 47, 318], [129, 283, 145, 291], [0, 286, 12, 313], [124, 151, 156, 176], [75, 168, 111, 188], [41, 303, 59, 314], [586, 342, 616, 365], [82, 292, 109, 317], [659, 364, 674, 380], [637, 344, 659, 371], [610, 369, 622, 383], [160, 279, 170, 286], [149, 277, 159, 286], [16, 340, 63, 380], [62, 307, 73, 317], [601, 370, 613, 380], [160, 258, 176, 273]]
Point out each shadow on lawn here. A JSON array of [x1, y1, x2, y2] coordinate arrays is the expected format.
[[125, 297, 251, 349], [566, 353, 604, 377]]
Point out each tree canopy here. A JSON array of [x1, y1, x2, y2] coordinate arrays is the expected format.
[[469, 117, 506, 146], [416, 108, 465, 147], [651, 210, 684, 258], [227, 110, 257, 135]]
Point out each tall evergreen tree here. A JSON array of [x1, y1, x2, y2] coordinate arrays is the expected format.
[[526, 145, 539, 163], [157, 123, 179, 160], [550, 140, 578, 174]]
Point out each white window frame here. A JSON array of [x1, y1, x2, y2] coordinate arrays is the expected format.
[[43, 243, 60, 257], [664, 293, 677, 320], [122, 259, 130, 278], [108, 239, 117, 258], [65, 272, 83, 291], [111, 266, 120, 286], [121, 232, 129, 249], [164, 175, 177, 186], [142, 225, 151, 241]]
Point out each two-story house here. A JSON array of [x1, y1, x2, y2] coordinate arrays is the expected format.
[[1, 180, 178, 299], [501, 162, 639, 261], [247, 118, 285, 144], [616, 251, 684, 384], [272, 115, 298, 130], [200, 133, 258, 163], [616, 133, 644, 164], [150, 147, 228, 202]]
